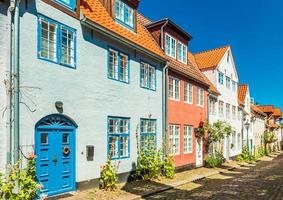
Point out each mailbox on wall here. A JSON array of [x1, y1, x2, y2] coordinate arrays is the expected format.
[[86, 145, 94, 161]]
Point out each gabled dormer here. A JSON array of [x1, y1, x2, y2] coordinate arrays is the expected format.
[[146, 19, 192, 64], [99, 0, 140, 31]]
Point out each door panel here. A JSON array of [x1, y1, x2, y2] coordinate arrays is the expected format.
[[36, 128, 75, 196]]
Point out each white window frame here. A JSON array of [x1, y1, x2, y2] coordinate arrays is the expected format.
[[184, 82, 193, 104], [169, 124, 180, 155], [197, 87, 204, 107], [232, 81, 237, 92], [184, 125, 193, 154], [165, 33, 176, 58], [219, 101, 224, 117], [226, 76, 231, 89], [232, 105, 236, 119], [226, 103, 231, 119], [169, 76, 180, 101], [209, 98, 216, 115], [177, 41, 187, 64]]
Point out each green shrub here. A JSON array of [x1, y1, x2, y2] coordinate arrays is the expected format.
[[205, 152, 225, 168], [257, 146, 266, 158], [0, 153, 44, 200], [161, 156, 175, 179], [237, 146, 256, 162], [100, 159, 118, 191], [136, 147, 162, 180]]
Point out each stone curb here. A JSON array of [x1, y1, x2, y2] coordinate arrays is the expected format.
[[126, 166, 236, 200]]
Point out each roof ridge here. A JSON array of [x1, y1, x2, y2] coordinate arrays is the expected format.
[[194, 45, 230, 55]]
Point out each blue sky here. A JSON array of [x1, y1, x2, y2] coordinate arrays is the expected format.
[[139, 0, 283, 110]]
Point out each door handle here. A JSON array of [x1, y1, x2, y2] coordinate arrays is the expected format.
[[52, 155, 58, 166]]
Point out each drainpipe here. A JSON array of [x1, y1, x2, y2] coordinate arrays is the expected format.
[[161, 19, 169, 50], [7, 0, 15, 165], [162, 62, 169, 158], [13, 0, 20, 165]]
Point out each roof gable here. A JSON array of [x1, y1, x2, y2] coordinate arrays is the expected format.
[[194, 46, 229, 71]]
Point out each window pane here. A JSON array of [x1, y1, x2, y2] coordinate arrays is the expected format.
[[120, 54, 128, 82], [63, 133, 69, 144], [109, 136, 118, 159], [40, 19, 57, 61], [109, 50, 118, 79], [41, 133, 48, 144], [120, 136, 128, 157]]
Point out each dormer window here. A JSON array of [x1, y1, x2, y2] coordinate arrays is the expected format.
[[177, 41, 187, 63], [165, 33, 176, 58], [114, 0, 134, 29], [54, 0, 76, 10]]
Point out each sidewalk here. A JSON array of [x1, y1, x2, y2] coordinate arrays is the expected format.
[[59, 152, 282, 200]]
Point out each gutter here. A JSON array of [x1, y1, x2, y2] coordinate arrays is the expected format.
[[12, 0, 20, 164], [162, 62, 169, 158], [80, 17, 167, 64], [7, 0, 15, 165], [160, 19, 169, 50]]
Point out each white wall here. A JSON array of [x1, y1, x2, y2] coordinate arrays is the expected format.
[[205, 47, 242, 158]]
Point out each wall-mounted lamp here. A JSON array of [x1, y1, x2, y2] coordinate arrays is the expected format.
[[55, 101, 63, 113]]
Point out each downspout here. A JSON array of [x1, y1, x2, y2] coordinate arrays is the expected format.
[[162, 62, 169, 158], [7, 0, 15, 165], [161, 19, 169, 50], [13, 0, 20, 164]]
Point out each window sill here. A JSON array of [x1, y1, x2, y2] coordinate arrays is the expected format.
[[38, 56, 76, 69], [108, 76, 130, 84]]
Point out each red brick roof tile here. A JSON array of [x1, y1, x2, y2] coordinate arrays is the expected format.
[[238, 84, 248, 105]]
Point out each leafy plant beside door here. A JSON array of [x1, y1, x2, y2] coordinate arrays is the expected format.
[[0, 153, 46, 200]]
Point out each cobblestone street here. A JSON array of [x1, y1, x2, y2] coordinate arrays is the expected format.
[[146, 153, 283, 200]]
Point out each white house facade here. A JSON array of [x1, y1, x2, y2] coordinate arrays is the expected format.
[[195, 46, 242, 160]]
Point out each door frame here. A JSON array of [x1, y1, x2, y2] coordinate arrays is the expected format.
[[195, 137, 203, 167], [35, 114, 77, 196]]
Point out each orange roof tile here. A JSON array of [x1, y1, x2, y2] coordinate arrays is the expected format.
[[188, 52, 220, 95], [273, 108, 282, 117], [238, 84, 248, 105], [194, 46, 229, 71], [257, 105, 275, 113], [80, 0, 165, 59], [250, 103, 266, 117]]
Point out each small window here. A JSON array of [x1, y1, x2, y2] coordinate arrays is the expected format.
[[54, 0, 76, 10], [41, 133, 48, 144], [177, 41, 187, 63], [114, 0, 134, 29], [219, 101, 224, 117], [108, 48, 129, 83], [169, 124, 180, 155], [218, 72, 224, 85], [140, 119, 157, 150], [226, 76, 231, 89], [226, 103, 230, 119], [184, 82, 193, 104], [209, 98, 216, 115], [63, 133, 69, 144], [169, 76, 180, 100], [108, 117, 130, 160], [197, 87, 204, 107], [165, 34, 176, 58], [184, 125, 193, 153], [232, 81, 237, 92], [38, 16, 76, 68], [232, 106, 236, 119], [140, 62, 156, 90]]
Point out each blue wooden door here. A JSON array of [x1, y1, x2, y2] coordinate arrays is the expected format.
[[35, 115, 76, 197]]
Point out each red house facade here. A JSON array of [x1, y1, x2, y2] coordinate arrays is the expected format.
[[145, 19, 209, 168]]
